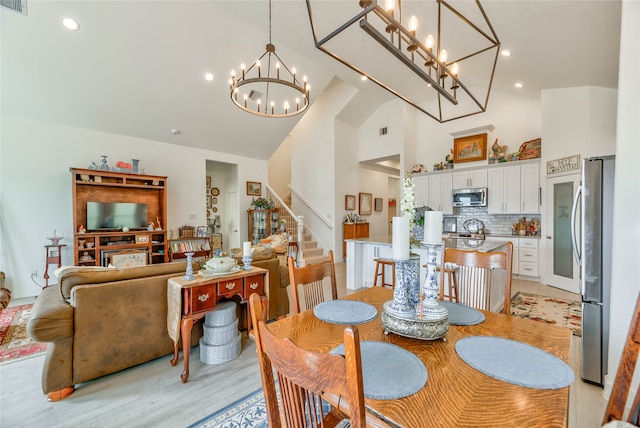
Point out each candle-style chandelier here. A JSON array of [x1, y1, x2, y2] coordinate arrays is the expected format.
[[305, 0, 500, 123], [229, 0, 310, 118]]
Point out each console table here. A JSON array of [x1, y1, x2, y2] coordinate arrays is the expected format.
[[167, 267, 268, 383]]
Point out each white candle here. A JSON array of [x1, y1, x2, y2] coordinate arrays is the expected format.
[[243, 241, 251, 256], [392, 216, 410, 261], [423, 211, 444, 244]]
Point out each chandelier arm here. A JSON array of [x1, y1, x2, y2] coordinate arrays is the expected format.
[[449, 44, 499, 65], [312, 7, 372, 47], [439, 0, 500, 44], [360, 19, 457, 105]]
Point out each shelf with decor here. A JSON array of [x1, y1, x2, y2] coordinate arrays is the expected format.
[[248, 208, 279, 245], [168, 238, 212, 261], [70, 168, 169, 266]]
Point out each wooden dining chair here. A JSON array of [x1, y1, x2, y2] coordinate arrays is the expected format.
[[249, 293, 366, 427], [288, 250, 338, 314], [602, 292, 640, 426], [439, 242, 514, 314]]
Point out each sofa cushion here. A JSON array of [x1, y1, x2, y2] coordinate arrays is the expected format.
[[59, 261, 197, 301]]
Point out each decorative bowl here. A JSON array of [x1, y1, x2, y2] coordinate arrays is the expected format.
[[205, 257, 237, 273]]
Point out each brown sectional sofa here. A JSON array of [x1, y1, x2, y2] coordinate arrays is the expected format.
[[27, 255, 289, 401]]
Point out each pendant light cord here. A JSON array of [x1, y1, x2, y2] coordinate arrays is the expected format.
[[268, 0, 272, 45]]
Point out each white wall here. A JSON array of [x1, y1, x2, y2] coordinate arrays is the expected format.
[[359, 99, 405, 162], [0, 115, 267, 298], [334, 119, 359, 259], [415, 90, 542, 171], [606, 0, 640, 398], [268, 135, 291, 199], [288, 78, 358, 256]]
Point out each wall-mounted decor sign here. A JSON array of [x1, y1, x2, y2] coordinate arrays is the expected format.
[[547, 154, 580, 175]]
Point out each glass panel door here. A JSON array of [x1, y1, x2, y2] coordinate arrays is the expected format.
[[545, 173, 581, 293]]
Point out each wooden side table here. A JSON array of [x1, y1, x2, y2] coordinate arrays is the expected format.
[[167, 267, 268, 383], [44, 244, 66, 287]]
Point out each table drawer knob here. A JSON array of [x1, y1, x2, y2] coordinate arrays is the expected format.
[[249, 282, 259, 290], [197, 293, 209, 302], [225, 282, 235, 290]]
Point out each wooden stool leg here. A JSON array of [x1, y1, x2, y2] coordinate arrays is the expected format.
[[373, 260, 381, 287]]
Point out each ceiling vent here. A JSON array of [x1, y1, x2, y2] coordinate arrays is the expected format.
[[1, 0, 27, 16]]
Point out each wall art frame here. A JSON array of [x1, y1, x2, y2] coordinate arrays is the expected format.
[[247, 181, 262, 196], [345, 194, 356, 211], [453, 133, 488, 163], [359, 192, 372, 215], [374, 197, 383, 212]]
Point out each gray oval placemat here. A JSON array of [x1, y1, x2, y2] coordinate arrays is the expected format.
[[332, 341, 427, 399], [313, 300, 377, 325], [439, 301, 485, 325], [455, 336, 575, 389]]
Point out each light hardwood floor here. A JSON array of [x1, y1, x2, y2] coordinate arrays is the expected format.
[[0, 262, 608, 427]]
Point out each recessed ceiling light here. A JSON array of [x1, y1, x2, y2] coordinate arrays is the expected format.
[[500, 50, 511, 57], [62, 17, 80, 31], [361, 75, 368, 81], [170, 129, 181, 135], [204, 73, 214, 82], [514, 82, 523, 88]]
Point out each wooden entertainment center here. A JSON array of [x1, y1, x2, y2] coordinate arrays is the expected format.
[[70, 168, 169, 266]]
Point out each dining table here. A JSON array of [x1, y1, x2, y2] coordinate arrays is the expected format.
[[266, 286, 572, 428]]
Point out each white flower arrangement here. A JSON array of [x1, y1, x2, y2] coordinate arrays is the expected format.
[[401, 173, 416, 226]]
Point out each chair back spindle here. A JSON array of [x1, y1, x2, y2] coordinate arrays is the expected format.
[[288, 250, 338, 314]]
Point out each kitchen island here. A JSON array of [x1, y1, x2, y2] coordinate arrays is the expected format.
[[345, 235, 513, 312]]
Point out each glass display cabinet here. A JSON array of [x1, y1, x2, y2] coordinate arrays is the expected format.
[[248, 209, 279, 244]]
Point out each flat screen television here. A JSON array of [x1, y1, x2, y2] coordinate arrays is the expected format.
[[87, 202, 148, 231]]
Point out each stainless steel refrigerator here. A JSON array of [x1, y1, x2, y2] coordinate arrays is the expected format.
[[571, 155, 615, 386]]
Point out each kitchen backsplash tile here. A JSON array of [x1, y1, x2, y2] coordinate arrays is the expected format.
[[451, 207, 541, 235]]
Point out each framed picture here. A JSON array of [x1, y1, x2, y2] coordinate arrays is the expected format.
[[374, 197, 383, 212], [453, 133, 488, 163], [196, 226, 208, 238], [135, 235, 149, 244], [247, 181, 262, 196], [345, 194, 356, 211], [206, 176, 211, 188], [206, 195, 212, 209], [359, 192, 372, 215], [519, 138, 542, 160]]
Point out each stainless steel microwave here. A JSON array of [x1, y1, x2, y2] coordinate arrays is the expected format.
[[452, 187, 487, 207]]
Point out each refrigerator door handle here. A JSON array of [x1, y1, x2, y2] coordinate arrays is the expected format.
[[571, 185, 582, 266]]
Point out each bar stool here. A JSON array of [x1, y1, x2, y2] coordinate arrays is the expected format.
[[373, 258, 395, 288], [436, 264, 458, 302]]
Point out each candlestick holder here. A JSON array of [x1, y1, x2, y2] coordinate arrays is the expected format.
[[416, 243, 448, 321], [184, 252, 196, 280], [242, 255, 253, 270]]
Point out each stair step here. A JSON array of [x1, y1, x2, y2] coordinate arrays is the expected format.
[[303, 248, 323, 258], [303, 241, 317, 249], [304, 255, 329, 266]]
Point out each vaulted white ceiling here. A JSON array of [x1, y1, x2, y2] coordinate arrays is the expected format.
[[1, 1, 621, 160]]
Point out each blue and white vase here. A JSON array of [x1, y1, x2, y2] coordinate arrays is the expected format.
[[412, 225, 424, 240]]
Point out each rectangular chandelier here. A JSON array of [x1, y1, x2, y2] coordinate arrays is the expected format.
[[305, 0, 500, 123]]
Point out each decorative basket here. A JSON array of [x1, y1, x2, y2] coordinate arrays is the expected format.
[[204, 301, 237, 327], [179, 225, 195, 238], [199, 334, 241, 365], [203, 319, 239, 345]]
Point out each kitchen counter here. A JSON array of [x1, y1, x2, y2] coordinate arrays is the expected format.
[[346, 235, 514, 252]]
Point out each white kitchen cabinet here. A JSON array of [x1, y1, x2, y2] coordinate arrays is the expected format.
[[428, 172, 453, 214], [517, 238, 539, 277], [453, 169, 487, 189], [488, 165, 521, 214], [520, 163, 540, 214], [412, 175, 429, 208]]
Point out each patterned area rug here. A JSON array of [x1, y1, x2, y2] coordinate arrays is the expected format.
[[510, 292, 582, 336], [0, 304, 47, 364], [188, 388, 268, 428]]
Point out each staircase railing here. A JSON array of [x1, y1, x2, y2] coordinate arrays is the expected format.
[[266, 185, 305, 266]]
